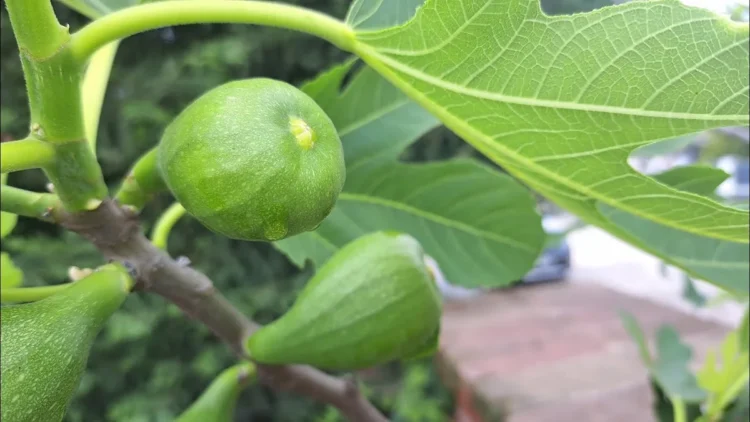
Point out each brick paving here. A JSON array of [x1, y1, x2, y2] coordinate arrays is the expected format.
[[435, 282, 729, 422]]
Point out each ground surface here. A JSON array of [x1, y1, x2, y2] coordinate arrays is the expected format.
[[435, 227, 741, 422]]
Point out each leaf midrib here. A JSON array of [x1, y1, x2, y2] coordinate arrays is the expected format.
[[353, 43, 749, 243], [360, 48, 748, 122], [338, 192, 537, 252]]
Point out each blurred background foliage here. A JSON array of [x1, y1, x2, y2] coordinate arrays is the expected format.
[[1, 0, 613, 420]]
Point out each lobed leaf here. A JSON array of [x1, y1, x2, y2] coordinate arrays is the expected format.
[[349, 0, 750, 289], [696, 329, 750, 420], [621, 312, 706, 403]]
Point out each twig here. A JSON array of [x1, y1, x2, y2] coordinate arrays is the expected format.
[[57, 199, 387, 422]]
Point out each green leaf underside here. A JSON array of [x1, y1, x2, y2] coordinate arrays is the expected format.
[[276, 61, 545, 287], [599, 203, 749, 294], [349, 0, 750, 287], [651, 165, 730, 196], [601, 165, 748, 295], [346, 0, 424, 30], [631, 135, 700, 157]]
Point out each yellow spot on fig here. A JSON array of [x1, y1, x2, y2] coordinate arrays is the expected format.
[[85, 199, 103, 210], [263, 220, 288, 241], [289, 117, 316, 150]]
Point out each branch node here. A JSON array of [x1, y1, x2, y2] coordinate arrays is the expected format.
[[123, 260, 138, 279], [343, 374, 360, 398], [176, 256, 192, 267]]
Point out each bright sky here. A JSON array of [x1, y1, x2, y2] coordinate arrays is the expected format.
[[681, 0, 743, 15]]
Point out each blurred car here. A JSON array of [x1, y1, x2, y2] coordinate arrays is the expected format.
[[520, 213, 574, 285], [716, 156, 749, 202], [520, 238, 571, 284]]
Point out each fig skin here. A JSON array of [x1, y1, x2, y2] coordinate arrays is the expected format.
[[0, 265, 131, 422], [158, 78, 345, 241], [246, 231, 443, 370]]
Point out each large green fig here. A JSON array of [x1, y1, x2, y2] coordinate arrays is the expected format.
[[176, 362, 256, 422], [0, 264, 132, 422], [246, 231, 442, 370], [158, 78, 345, 241]]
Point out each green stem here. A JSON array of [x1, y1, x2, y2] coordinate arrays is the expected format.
[[151, 202, 187, 250], [43, 141, 108, 211], [4, 0, 69, 60], [115, 147, 167, 211], [0, 184, 60, 221], [672, 397, 687, 422], [1, 138, 56, 173], [5, 0, 109, 212], [82, 41, 120, 151], [70, 0, 356, 62], [1, 284, 71, 303]]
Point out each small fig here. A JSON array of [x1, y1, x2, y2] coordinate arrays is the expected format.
[[0, 264, 132, 422], [158, 78, 345, 242], [246, 231, 442, 370], [176, 362, 256, 422]]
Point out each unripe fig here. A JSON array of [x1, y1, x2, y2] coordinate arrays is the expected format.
[[0, 264, 132, 422], [176, 362, 256, 422], [158, 78, 345, 241], [246, 232, 442, 370]]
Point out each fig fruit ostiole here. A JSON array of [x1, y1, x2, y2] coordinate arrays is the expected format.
[[158, 78, 345, 242], [0, 264, 132, 422], [246, 231, 442, 370], [176, 362, 256, 422]]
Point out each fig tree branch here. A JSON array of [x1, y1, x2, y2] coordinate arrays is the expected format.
[[56, 199, 388, 422]]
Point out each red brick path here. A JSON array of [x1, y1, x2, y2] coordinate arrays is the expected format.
[[434, 282, 728, 422]]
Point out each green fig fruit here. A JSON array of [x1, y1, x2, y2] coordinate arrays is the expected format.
[[246, 231, 442, 370], [176, 362, 256, 422], [1, 252, 23, 289], [158, 78, 346, 242], [0, 264, 132, 422]]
